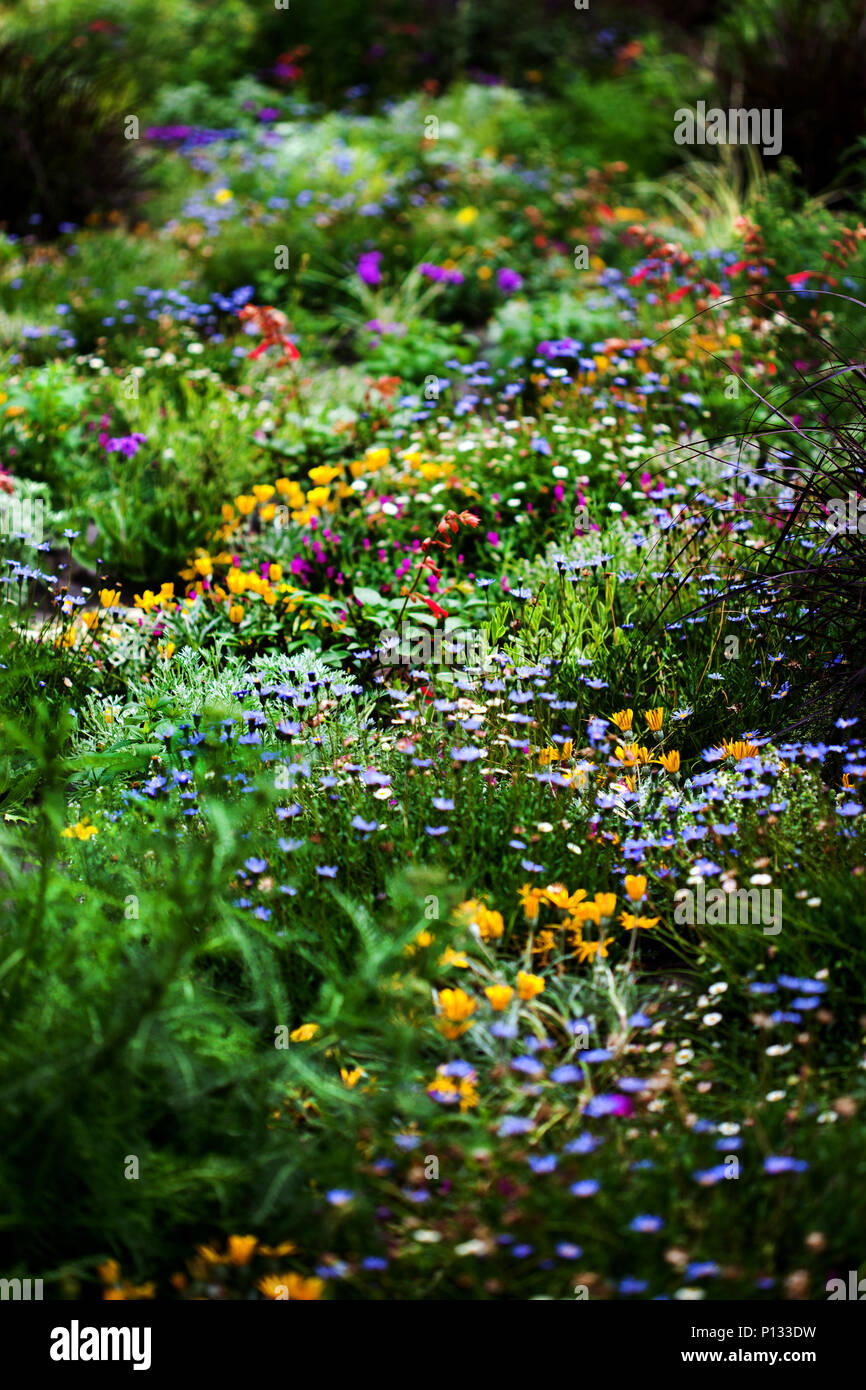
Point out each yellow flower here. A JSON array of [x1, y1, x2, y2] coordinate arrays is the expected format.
[[228, 604, 244, 624], [477, 264, 493, 281], [624, 874, 647, 902], [437, 988, 477, 1037], [194, 554, 213, 577], [96, 1260, 121, 1286], [283, 1273, 326, 1301], [474, 905, 504, 941], [195, 1243, 224, 1265], [485, 984, 514, 1011], [227, 1235, 258, 1266], [593, 892, 617, 921], [516, 971, 545, 1001], [308, 465, 340, 485], [656, 750, 680, 773], [610, 708, 634, 732], [573, 901, 600, 927], [133, 589, 160, 613], [615, 744, 638, 766], [258, 1241, 298, 1256], [234, 493, 257, 516], [407, 929, 434, 952], [364, 447, 390, 469], [257, 1273, 324, 1300], [455, 206, 479, 226], [99, 588, 121, 608], [340, 1067, 364, 1088], [575, 937, 614, 963], [157, 642, 175, 660], [518, 883, 543, 922], [720, 739, 759, 761], [251, 485, 273, 504], [537, 745, 559, 766], [644, 707, 664, 732], [437, 988, 476, 1022], [620, 913, 660, 931], [214, 187, 233, 204], [289, 1023, 318, 1042], [61, 819, 98, 841], [268, 562, 283, 582], [439, 946, 469, 968]]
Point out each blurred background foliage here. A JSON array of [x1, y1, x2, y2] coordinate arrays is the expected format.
[[1, 0, 864, 237]]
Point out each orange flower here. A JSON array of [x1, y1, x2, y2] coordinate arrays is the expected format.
[[655, 750, 680, 773], [516, 971, 545, 1001], [227, 1234, 258, 1266], [257, 1272, 324, 1300], [484, 984, 514, 1011], [437, 988, 477, 1037], [624, 874, 647, 902]]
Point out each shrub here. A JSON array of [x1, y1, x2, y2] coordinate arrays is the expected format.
[[0, 41, 146, 237]]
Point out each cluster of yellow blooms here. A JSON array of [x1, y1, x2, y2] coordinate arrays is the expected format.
[[435, 971, 547, 1039], [608, 706, 681, 785], [517, 877, 659, 964]]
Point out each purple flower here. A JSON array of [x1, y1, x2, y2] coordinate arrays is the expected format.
[[584, 1093, 633, 1118], [357, 251, 382, 287], [316, 865, 338, 878], [497, 267, 523, 294], [243, 857, 268, 875]]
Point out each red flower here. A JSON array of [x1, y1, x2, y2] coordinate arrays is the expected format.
[[414, 594, 449, 620]]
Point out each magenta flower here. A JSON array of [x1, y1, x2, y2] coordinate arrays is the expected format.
[[357, 251, 383, 287], [497, 267, 523, 294]]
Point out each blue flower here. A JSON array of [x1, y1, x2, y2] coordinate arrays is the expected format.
[[326, 1189, 354, 1207], [528, 1154, 558, 1173], [764, 1155, 808, 1175], [550, 1065, 583, 1084], [498, 1116, 534, 1137], [629, 1214, 663, 1233]]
